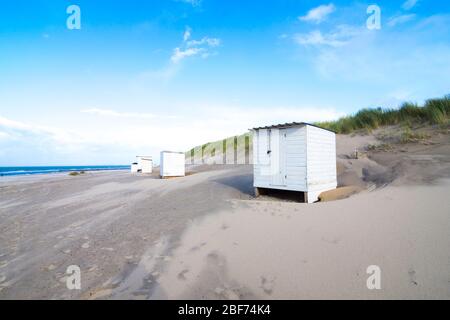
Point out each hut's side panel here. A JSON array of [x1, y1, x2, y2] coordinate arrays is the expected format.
[[160, 152, 185, 177], [140, 159, 153, 174], [306, 125, 337, 202], [284, 126, 307, 191]]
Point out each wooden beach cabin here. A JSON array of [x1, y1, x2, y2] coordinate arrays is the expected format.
[[131, 156, 153, 174], [251, 122, 337, 203], [160, 151, 185, 178]]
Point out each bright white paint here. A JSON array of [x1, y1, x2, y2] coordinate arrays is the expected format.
[[138, 156, 153, 174], [130, 162, 139, 173], [252, 124, 337, 203], [160, 151, 186, 177], [131, 156, 153, 174]]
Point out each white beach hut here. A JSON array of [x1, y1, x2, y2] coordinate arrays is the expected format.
[[130, 162, 139, 173], [137, 156, 153, 174], [160, 151, 185, 178], [251, 122, 337, 203], [131, 156, 153, 174]]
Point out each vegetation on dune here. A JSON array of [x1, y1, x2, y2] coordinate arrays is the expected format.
[[316, 95, 450, 134], [186, 95, 450, 155], [186, 133, 251, 159]]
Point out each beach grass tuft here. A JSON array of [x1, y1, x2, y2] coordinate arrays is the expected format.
[[316, 95, 450, 134], [69, 171, 86, 176]]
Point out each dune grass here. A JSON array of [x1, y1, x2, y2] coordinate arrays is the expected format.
[[316, 95, 450, 134], [186, 133, 251, 159], [186, 95, 449, 155]]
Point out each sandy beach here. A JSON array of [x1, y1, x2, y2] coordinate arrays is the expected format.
[[0, 127, 449, 300]]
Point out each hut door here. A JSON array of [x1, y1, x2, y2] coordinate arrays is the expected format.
[[272, 129, 287, 186]]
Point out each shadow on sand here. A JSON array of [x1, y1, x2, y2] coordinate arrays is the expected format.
[[213, 172, 307, 202], [259, 189, 307, 202], [212, 173, 255, 197]]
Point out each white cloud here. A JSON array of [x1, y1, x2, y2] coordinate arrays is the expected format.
[[387, 14, 416, 27], [294, 30, 344, 47], [0, 116, 32, 131], [299, 20, 450, 90], [0, 115, 87, 146], [170, 28, 221, 64], [299, 4, 336, 24], [402, 0, 418, 11], [81, 108, 158, 119], [187, 37, 221, 48], [171, 47, 205, 63], [178, 0, 202, 7], [183, 26, 192, 42], [294, 25, 365, 48], [0, 131, 10, 139], [138, 28, 221, 81], [0, 104, 343, 165]]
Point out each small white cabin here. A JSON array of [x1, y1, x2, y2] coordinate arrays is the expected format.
[[160, 151, 185, 178], [130, 162, 139, 173], [131, 156, 153, 174], [137, 156, 153, 174], [251, 122, 337, 203]]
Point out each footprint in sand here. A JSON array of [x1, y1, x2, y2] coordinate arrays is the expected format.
[[87, 288, 112, 300], [190, 242, 207, 252], [260, 276, 276, 295], [177, 269, 189, 280], [408, 269, 418, 286]]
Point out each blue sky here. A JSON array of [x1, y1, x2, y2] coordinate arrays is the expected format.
[[0, 0, 449, 165]]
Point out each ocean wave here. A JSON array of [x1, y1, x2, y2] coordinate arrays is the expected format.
[[0, 166, 130, 177]]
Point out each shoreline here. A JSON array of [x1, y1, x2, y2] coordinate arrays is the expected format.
[[0, 165, 130, 177], [0, 169, 130, 183]]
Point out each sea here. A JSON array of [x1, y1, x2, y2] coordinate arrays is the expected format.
[[0, 165, 130, 177]]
